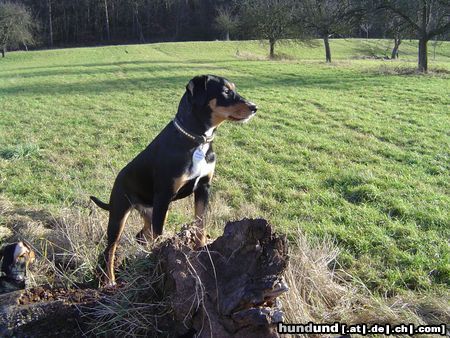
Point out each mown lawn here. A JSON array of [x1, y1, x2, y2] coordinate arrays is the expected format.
[[0, 39, 449, 294]]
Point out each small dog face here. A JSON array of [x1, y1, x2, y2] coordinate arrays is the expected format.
[[0, 241, 35, 282], [186, 75, 257, 127]]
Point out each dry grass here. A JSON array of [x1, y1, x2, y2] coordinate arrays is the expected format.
[[282, 229, 450, 337], [1, 197, 143, 287], [369, 64, 450, 76], [81, 251, 171, 337]]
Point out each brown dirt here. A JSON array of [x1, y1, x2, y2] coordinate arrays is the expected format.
[[18, 285, 101, 305]]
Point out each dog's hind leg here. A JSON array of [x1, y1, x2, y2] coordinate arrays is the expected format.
[[103, 198, 132, 286], [136, 207, 153, 245]]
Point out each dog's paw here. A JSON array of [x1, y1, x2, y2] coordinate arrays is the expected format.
[[135, 230, 153, 246], [104, 280, 117, 289]]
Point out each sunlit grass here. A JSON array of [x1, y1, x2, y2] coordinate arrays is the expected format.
[[0, 39, 449, 294]]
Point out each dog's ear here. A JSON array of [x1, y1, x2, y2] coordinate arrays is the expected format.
[[0, 244, 14, 271], [186, 75, 208, 107], [22, 241, 36, 264]]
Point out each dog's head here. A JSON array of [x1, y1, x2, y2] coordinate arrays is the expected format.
[[0, 241, 35, 283], [186, 75, 257, 127]]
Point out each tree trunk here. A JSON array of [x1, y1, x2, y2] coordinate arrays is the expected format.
[[86, 3, 90, 35], [174, 2, 183, 40], [147, 2, 152, 39], [63, 7, 68, 44], [134, 5, 144, 43], [432, 37, 438, 61], [1, 47, 5, 58], [391, 37, 401, 59], [418, 37, 428, 72], [104, 0, 110, 40], [324, 35, 331, 63], [48, 0, 53, 47], [417, 2, 428, 72], [225, 31, 230, 41], [269, 39, 275, 59]]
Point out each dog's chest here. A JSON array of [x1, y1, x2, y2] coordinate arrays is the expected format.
[[187, 143, 215, 185]]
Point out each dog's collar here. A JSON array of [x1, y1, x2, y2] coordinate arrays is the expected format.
[[173, 118, 215, 144]]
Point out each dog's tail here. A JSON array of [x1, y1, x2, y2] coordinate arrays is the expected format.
[[90, 196, 110, 211]]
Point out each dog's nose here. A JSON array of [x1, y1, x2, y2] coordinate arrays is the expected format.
[[248, 103, 258, 113]]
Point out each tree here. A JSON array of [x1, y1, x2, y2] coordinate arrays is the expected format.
[[378, 0, 450, 72], [300, 0, 362, 63], [238, 0, 296, 59], [360, 21, 373, 38], [47, 0, 53, 47], [214, 6, 237, 40], [384, 15, 411, 59], [104, 0, 110, 40], [0, 2, 35, 57]]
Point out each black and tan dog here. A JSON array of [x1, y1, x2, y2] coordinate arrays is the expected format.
[[91, 75, 257, 286], [0, 241, 36, 293]]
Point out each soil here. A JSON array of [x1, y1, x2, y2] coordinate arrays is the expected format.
[[18, 285, 101, 305]]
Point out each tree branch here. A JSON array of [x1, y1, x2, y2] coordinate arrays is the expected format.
[[428, 20, 450, 38], [378, 3, 421, 32]]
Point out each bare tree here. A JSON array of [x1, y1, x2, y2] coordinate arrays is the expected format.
[[131, 0, 145, 42], [431, 34, 446, 60], [384, 15, 410, 59], [215, 6, 237, 41], [238, 0, 296, 59], [47, 0, 53, 47], [300, 0, 361, 63], [360, 21, 372, 38], [378, 0, 450, 72], [0, 2, 35, 57], [104, 0, 110, 40]]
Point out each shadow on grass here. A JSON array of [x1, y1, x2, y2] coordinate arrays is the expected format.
[[352, 40, 391, 58], [1, 60, 227, 80], [1, 68, 387, 97], [1, 60, 183, 73], [1, 204, 57, 233]]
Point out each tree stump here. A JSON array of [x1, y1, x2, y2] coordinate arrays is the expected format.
[[157, 218, 289, 337]]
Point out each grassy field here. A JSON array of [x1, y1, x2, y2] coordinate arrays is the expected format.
[[0, 39, 449, 297]]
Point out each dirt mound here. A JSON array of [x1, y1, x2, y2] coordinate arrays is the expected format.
[[0, 286, 101, 337]]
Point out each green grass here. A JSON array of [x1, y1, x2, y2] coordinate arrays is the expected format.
[[1, 39, 449, 295]]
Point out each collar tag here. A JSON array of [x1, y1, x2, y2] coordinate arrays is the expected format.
[[193, 148, 205, 163]]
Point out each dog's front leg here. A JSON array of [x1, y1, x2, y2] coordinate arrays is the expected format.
[[151, 193, 171, 238], [194, 177, 211, 248]]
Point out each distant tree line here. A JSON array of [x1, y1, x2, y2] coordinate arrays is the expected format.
[[0, 0, 449, 71]]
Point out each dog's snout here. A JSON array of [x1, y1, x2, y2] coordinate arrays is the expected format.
[[248, 102, 258, 113]]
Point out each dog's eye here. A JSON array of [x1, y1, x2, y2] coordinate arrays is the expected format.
[[224, 89, 231, 95]]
